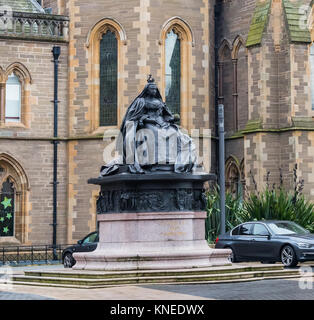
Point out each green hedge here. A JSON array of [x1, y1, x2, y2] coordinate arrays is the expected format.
[[205, 186, 314, 244]]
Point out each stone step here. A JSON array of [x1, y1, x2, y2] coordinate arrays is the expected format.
[[23, 264, 285, 280], [11, 274, 301, 290], [12, 268, 301, 288]]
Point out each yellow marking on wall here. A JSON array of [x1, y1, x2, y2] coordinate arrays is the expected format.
[[134, 0, 151, 91], [68, 0, 80, 136], [67, 140, 78, 244], [201, 1, 210, 128]]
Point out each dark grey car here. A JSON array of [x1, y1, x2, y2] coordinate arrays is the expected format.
[[215, 221, 314, 267], [62, 231, 99, 268]]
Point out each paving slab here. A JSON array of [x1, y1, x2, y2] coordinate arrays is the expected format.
[[1, 262, 312, 300]]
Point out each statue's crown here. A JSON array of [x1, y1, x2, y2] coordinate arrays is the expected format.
[[147, 74, 155, 84]]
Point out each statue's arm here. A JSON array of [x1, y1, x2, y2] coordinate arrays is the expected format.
[[163, 103, 175, 123], [139, 114, 150, 126]]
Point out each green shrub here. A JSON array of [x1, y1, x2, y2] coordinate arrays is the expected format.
[[243, 188, 314, 233], [205, 187, 244, 243], [205, 170, 314, 242]]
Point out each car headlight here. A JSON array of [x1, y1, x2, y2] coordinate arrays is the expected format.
[[297, 242, 311, 249]]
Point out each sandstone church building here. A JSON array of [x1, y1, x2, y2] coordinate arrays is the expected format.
[[0, 0, 313, 246]]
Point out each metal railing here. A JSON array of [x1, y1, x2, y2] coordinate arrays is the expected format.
[[0, 244, 74, 266], [0, 11, 69, 42]]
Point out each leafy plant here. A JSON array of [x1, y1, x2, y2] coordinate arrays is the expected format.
[[243, 165, 314, 232], [205, 186, 244, 243], [205, 165, 314, 243], [243, 188, 314, 233]]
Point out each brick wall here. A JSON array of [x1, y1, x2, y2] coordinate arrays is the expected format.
[[0, 40, 68, 138], [66, 0, 215, 241], [42, 0, 66, 15], [0, 139, 68, 244], [0, 38, 68, 244]]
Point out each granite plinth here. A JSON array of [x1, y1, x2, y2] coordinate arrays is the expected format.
[[72, 172, 230, 271], [72, 211, 231, 271]]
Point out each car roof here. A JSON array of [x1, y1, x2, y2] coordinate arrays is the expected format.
[[240, 220, 293, 225]]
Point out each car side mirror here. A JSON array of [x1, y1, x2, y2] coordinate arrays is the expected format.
[[267, 234, 271, 240], [77, 240, 83, 245]]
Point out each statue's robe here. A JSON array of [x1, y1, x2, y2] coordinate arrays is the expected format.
[[100, 87, 198, 176]]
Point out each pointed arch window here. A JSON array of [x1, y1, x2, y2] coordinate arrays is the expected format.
[[0, 63, 32, 128], [160, 18, 193, 131], [0, 178, 15, 237], [165, 29, 181, 117], [99, 30, 118, 126], [0, 155, 30, 244], [5, 73, 21, 123], [225, 157, 244, 199], [87, 18, 127, 132]]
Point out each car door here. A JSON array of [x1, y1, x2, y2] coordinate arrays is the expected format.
[[78, 232, 98, 253], [250, 223, 274, 260], [232, 223, 254, 259]]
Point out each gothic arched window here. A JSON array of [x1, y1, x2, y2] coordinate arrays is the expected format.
[[0, 178, 15, 237], [165, 29, 181, 118], [0, 63, 32, 127], [225, 157, 244, 199], [99, 30, 118, 126], [87, 18, 127, 132], [160, 18, 193, 131], [232, 36, 248, 131], [5, 73, 21, 123], [0, 154, 30, 244]]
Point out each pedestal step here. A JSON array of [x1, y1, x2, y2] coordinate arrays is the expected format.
[[11, 265, 301, 289]]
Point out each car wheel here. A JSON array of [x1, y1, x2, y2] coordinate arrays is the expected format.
[[227, 247, 237, 263], [63, 253, 75, 268], [280, 245, 298, 268]]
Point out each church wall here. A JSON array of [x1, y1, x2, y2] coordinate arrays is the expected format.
[[0, 139, 68, 245], [0, 39, 68, 138], [66, 0, 215, 241], [0, 38, 68, 244]]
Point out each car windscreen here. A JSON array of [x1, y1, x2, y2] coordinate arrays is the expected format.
[[83, 232, 98, 243], [267, 222, 309, 235]]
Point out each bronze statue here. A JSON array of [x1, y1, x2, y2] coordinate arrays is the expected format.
[[100, 75, 200, 176]]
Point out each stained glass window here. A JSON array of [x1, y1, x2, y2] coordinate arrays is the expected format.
[[165, 29, 181, 118], [5, 73, 21, 123], [99, 30, 118, 126], [0, 178, 14, 237], [311, 43, 314, 110]]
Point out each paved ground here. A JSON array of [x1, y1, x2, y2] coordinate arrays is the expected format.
[[0, 291, 55, 300], [142, 278, 314, 300], [0, 263, 313, 300]]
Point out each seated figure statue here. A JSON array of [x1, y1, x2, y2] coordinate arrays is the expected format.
[[100, 75, 201, 176]]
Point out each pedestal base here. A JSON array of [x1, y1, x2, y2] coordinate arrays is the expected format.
[[73, 211, 231, 271]]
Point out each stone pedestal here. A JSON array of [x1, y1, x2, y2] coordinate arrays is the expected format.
[[73, 211, 230, 270], [73, 171, 231, 271]]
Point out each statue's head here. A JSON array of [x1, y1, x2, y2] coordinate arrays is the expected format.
[[141, 75, 161, 99], [147, 84, 158, 97]]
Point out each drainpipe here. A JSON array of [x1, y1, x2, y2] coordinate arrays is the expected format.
[[52, 46, 60, 260], [214, 3, 221, 177], [218, 104, 226, 235]]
